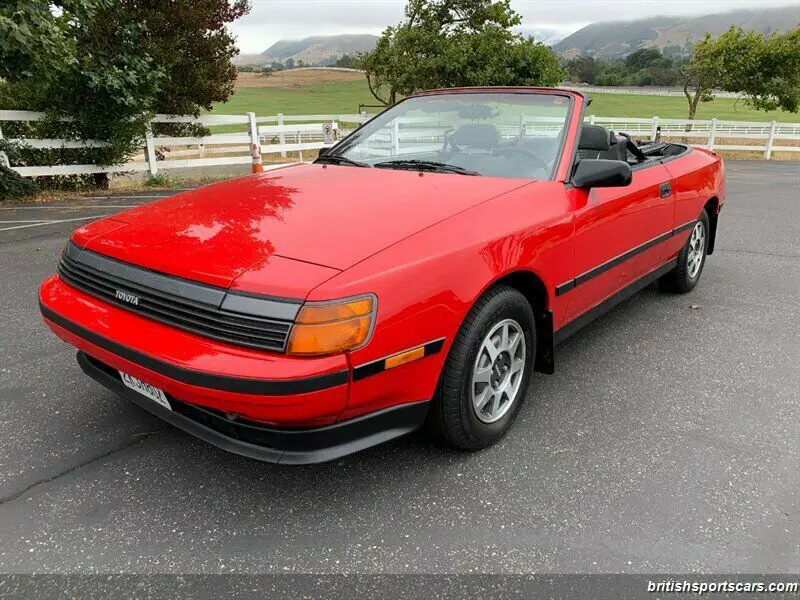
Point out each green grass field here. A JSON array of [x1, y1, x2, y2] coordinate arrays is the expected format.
[[210, 79, 799, 123], [211, 82, 374, 116]]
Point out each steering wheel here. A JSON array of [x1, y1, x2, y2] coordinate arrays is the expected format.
[[493, 146, 550, 171]]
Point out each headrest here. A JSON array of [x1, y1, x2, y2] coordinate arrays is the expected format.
[[451, 123, 500, 150], [578, 125, 611, 152]]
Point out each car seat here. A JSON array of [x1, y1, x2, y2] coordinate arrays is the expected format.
[[450, 123, 500, 151], [576, 125, 611, 159]]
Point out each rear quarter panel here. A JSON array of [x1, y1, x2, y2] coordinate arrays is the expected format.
[[309, 181, 574, 419], [662, 148, 725, 258]]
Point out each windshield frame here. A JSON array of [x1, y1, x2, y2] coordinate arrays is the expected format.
[[319, 89, 577, 181]]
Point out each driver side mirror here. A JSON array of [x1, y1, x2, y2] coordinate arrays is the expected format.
[[318, 147, 329, 157], [572, 159, 632, 188]]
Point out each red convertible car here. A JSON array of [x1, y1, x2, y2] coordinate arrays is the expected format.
[[39, 88, 725, 464]]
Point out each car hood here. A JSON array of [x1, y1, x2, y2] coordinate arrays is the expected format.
[[77, 164, 529, 293]]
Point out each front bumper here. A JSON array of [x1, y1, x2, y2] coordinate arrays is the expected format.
[[77, 351, 429, 464], [39, 274, 434, 463], [40, 275, 352, 425]]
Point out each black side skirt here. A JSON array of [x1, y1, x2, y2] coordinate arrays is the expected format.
[[77, 352, 429, 465], [554, 258, 678, 345]]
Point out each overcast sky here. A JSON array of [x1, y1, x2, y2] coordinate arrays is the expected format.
[[232, 0, 798, 54]]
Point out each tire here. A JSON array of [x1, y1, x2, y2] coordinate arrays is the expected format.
[[426, 285, 535, 450], [659, 209, 710, 294]]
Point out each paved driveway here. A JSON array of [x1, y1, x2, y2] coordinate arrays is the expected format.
[[0, 163, 797, 574]]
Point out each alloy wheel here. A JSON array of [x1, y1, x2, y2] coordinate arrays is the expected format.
[[471, 319, 527, 424], [687, 221, 706, 279]]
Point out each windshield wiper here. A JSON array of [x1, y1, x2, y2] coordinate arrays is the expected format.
[[314, 155, 371, 168], [374, 160, 480, 176]]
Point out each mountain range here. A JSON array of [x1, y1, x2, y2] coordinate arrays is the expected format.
[[235, 34, 379, 66], [236, 28, 568, 67], [554, 6, 799, 59], [235, 6, 800, 67]]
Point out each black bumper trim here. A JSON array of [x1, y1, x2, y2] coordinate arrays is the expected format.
[[77, 352, 429, 465], [41, 303, 348, 396], [352, 338, 446, 382]]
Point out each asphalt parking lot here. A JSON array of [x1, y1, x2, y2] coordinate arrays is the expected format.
[[0, 162, 798, 575]]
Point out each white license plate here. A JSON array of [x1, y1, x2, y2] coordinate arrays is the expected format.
[[119, 371, 171, 411]]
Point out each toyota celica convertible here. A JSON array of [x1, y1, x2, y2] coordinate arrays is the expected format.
[[39, 88, 725, 464]]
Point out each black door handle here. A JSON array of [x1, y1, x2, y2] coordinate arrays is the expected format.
[[659, 182, 672, 198]]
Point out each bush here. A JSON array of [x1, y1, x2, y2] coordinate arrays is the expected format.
[[145, 174, 170, 187], [0, 164, 37, 202]]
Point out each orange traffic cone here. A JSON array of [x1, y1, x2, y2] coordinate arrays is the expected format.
[[251, 143, 264, 173]]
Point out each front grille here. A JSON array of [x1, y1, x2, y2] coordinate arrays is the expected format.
[[58, 248, 295, 352]]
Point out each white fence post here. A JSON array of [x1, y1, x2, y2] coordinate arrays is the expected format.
[[588, 114, 596, 125], [247, 111, 259, 158], [708, 118, 717, 151], [144, 125, 158, 177], [278, 113, 287, 158], [297, 130, 303, 162], [0, 124, 9, 168], [765, 121, 777, 160], [392, 120, 400, 155], [651, 116, 660, 141]]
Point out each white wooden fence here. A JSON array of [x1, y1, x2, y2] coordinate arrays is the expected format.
[[346, 114, 799, 160], [0, 110, 797, 177], [585, 116, 799, 159], [0, 110, 370, 177], [559, 85, 742, 99]]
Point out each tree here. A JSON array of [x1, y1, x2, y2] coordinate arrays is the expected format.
[[0, 1, 77, 88], [594, 59, 631, 87], [625, 48, 665, 72], [682, 26, 800, 120], [123, 0, 250, 116], [723, 26, 800, 113], [566, 49, 682, 87], [334, 54, 357, 68], [566, 56, 601, 84], [0, 164, 37, 202], [357, 0, 564, 105], [0, 0, 250, 187], [0, 1, 162, 186]]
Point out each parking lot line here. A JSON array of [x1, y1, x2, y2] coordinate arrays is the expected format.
[[0, 215, 114, 232], [73, 195, 177, 200], [0, 205, 136, 211], [0, 220, 51, 224]]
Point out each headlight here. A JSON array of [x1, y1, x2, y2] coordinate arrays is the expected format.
[[286, 294, 376, 356]]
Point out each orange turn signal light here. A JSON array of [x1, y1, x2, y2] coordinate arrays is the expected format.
[[384, 346, 425, 370], [287, 295, 376, 356]]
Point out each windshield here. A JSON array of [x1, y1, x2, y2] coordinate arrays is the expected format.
[[323, 92, 571, 180]]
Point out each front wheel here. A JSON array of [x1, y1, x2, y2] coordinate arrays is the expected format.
[[426, 285, 535, 450], [659, 209, 710, 293]]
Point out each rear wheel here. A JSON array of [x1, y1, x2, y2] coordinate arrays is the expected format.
[[659, 209, 710, 293], [426, 285, 535, 450]]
